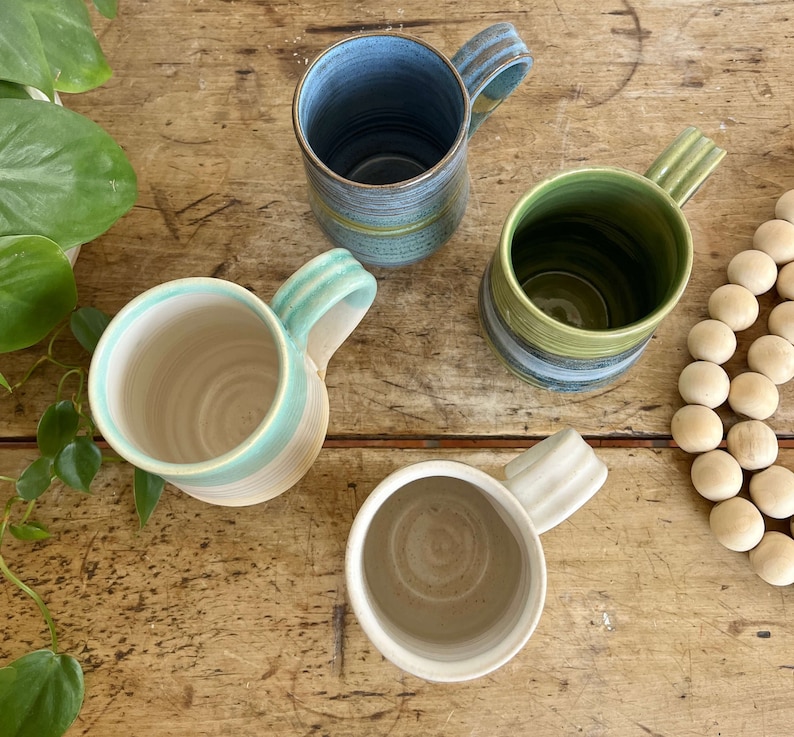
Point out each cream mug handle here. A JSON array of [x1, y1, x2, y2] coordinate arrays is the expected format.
[[269, 248, 378, 376], [502, 428, 608, 534]]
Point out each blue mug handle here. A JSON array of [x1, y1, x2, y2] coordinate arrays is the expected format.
[[270, 248, 377, 375], [451, 23, 534, 138]]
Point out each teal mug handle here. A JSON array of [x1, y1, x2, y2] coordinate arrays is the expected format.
[[644, 126, 726, 207], [270, 248, 377, 375], [451, 23, 534, 138]]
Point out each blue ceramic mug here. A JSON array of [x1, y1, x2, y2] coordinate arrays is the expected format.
[[88, 249, 377, 506], [292, 24, 533, 267]]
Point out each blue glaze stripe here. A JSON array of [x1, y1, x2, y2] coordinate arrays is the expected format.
[[478, 263, 650, 392], [305, 173, 468, 237]]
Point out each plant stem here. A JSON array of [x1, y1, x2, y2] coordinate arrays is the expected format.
[[8, 321, 85, 392], [0, 505, 59, 653], [57, 367, 86, 404], [0, 552, 59, 652], [19, 500, 36, 525], [10, 355, 50, 391]]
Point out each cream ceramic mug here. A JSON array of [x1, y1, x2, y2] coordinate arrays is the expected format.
[[88, 248, 377, 506], [345, 428, 608, 682]]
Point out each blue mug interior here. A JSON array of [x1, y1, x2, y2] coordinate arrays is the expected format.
[[297, 34, 467, 185]]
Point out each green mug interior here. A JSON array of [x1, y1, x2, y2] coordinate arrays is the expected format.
[[501, 167, 693, 357]]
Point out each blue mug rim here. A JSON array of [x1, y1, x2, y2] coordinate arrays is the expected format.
[[292, 31, 471, 190]]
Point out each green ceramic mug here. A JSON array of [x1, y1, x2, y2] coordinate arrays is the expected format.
[[478, 127, 726, 392]]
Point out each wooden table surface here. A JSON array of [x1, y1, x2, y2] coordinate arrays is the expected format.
[[2, 0, 794, 735]]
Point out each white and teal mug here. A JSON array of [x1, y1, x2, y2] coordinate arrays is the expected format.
[[88, 248, 377, 506], [292, 24, 533, 267]]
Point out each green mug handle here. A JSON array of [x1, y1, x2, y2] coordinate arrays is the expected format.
[[270, 248, 377, 376], [644, 126, 726, 208]]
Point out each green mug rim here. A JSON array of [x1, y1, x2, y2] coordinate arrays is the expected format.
[[497, 165, 694, 357]]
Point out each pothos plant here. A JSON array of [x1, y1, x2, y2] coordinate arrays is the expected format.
[[0, 315, 166, 737], [0, 0, 137, 367], [0, 2, 163, 736]]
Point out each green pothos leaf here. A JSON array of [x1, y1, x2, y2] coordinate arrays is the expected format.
[[53, 437, 102, 493], [0, 235, 77, 354], [134, 467, 165, 529], [37, 402, 80, 459], [0, 81, 35, 100], [27, 0, 112, 93], [0, 98, 138, 251], [8, 520, 51, 541], [92, 0, 118, 19], [0, 650, 84, 737], [70, 306, 111, 354], [0, 0, 54, 100], [15, 457, 54, 501]]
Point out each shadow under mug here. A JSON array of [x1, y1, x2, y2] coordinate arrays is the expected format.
[[87, 248, 377, 506], [293, 23, 533, 267], [345, 428, 608, 682], [479, 126, 727, 392]]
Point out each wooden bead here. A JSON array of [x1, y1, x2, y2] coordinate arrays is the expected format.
[[691, 449, 744, 502], [671, 405, 723, 454], [776, 261, 794, 300], [686, 319, 737, 364], [726, 420, 779, 470], [727, 371, 779, 420], [678, 361, 730, 408], [775, 189, 794, 225], [768, 301, 794, 343], [707, 283, 759, 332], [749, 532, 794, 586], [727, 249, 778, 295], [753, 219, 794, 265], [749, 465, 794, 519], [709, 497, 765, 552], [747, 334, 794, 384]]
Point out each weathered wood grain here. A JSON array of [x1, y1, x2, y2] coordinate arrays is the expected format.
[[1, 0, 793, 439], [2, 446, 794, 736]]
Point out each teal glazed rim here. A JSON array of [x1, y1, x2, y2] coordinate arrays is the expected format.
[[87, 278, 299, 483]]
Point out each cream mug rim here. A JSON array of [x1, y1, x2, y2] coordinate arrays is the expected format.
[[345, 459, 547, 682]]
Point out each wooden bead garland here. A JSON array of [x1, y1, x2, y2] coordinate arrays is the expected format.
[[672, 189, 794, 586]]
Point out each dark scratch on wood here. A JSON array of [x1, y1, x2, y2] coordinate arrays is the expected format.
[[636, 723, 666, 737], [303, 19, 469, 34], [79, 530, 100, 591], [152, 187, 180, 241], [187, 198, 241, 225], [175, 193, 214, 215], [332, 602, 346, 675], [157, 134, 215, 145]]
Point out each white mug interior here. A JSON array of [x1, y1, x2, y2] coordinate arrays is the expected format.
[[100, 289, 281, 466], [346, 461, 547, 682]]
